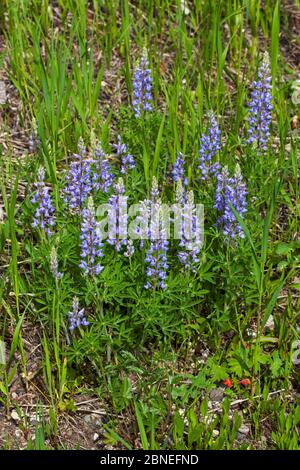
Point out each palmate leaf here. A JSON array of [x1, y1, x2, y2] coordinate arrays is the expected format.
[[227, 357, 243, 378], [211, 363, 228, 381]]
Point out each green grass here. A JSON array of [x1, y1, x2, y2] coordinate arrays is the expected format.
[[0, 0, 300, 450]]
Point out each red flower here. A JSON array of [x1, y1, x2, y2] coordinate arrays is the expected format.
[[223, 378, 233, 388], [239, 378, 251, 386]]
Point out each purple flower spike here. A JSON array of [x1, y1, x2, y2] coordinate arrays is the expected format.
[[172, 152, 188, 187], [64, 138, 93, 210], [93, 143, 114, 193], [144, 177, 168, 289], [69, 297, 89, 332], [247, 52, 273, 150], [214, 164, 247, 240], [112, 135, 135, 175], [79, 197, 104, 276], [132, 48, 153, 118], [32, 166, 55, 236], [198, 112, 222, 180]]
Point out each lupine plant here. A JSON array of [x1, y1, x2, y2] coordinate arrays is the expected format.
[[49, 246, 63, 280], [32, 166, 55, 236], [172, 152, 188, 187], [247, 52, 273, 150], [64, 139, 94, 210], [132, 48, 153, 118], [79, 197, 104, 275], [93, 143, 114, 193], [69, 297, 89, 332], [214, 164, 247, 240], [144, 177, 169, 289], [198, 112, 222, 180], [113, 135, 135, 175]]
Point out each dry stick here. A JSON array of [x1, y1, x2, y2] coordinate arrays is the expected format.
[[208, 388, 288, 414]]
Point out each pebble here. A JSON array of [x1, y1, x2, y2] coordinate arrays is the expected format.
[[11, 410, 20, 422], [93, 433, 99, 442], [209, 388, 224, 402], [83, 413, 102, 427], [239, 423, 250, 435], [264, 315, 274, 330]]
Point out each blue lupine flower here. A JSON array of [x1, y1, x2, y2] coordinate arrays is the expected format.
[[144, 177, 168, 289], [198, 112, 222, 180], [132, 48, 153, 118], [69, 297, 89, 332], [93, 143, 114, 193], [112, 135, 135, 175], [214, 164, 247, 239], [107, 178, 128, 252], [32, 166, 55, 236], [247, 52, 273, 150], [79, 197, 104, 276], [172, 152, 188, 187], [64, 138, 93, 210]]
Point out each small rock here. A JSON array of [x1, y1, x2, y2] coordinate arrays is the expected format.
[[11, 410, 20, 422], [239, 423, 250, 435], [84, 414, 92, 424], [209, 388, 224, 402], [264, 315, 274, 331], [93, 433, 99, 442], [236, 432, 246, 441], [83, 413, 102, 426]]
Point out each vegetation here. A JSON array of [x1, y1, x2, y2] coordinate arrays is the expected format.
[[0, 0, 299, 450]]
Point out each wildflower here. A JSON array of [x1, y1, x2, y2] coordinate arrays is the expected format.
[[124, 239, 135, 258], [144, 177, 168, 289], [172, 152, 188, 187], [177, 190, 202, 271], [240, 378, 251, 387], [214, 164, 247, 240], [112, 135, 135, 175], [93, 143, 114, 193], [80, 197, 104, 276], [64, 138, 93, 210], [198, 112, 222, 180], [150, 175, 160, 202], [69, 297, 89, 332], [223, 378, 233, 388], [247, 52, 273, 150], [29, 118, 41, 153], [32, 166, 55, 236], [132, 48, 153, 118], [107, 178, 128, 252], [50, 246, 63, 280]]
